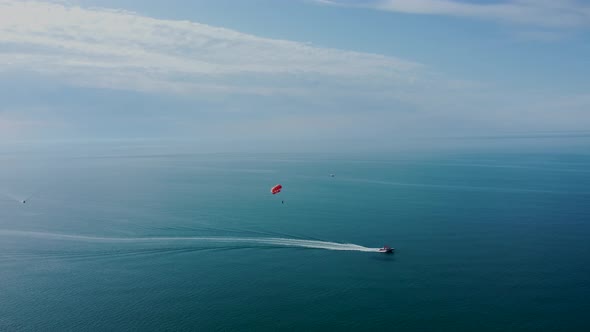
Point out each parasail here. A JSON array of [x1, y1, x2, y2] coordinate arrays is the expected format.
[[270, 184, 282, 195]]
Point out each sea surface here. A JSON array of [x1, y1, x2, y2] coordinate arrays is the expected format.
[[1, 148, 589, 331]]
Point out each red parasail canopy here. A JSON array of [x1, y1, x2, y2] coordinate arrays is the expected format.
[[271, 184, 282, 195]]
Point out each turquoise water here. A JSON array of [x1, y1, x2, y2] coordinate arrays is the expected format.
[[1, 150, 589, 331]]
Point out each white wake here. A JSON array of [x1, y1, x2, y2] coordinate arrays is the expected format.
[[0, 230, 379, 252]]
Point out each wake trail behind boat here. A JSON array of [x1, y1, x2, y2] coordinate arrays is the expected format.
[[0, 230, 379, 252]]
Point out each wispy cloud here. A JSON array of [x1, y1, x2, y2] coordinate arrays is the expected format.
[[1, 0, 588, 146], [316, 0, 590, 29], [0, 0, 424, 97]]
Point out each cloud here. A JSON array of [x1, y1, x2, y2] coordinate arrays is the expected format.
[[0, 0, 423, 97], [316, 0, 590, 29], [0, 0, 588, 147]]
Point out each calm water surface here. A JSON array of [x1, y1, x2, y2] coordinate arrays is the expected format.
[[1, 150, 589, 331]]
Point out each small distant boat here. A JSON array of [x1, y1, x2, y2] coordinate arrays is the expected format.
[[378, 245, 394, 253], [330, 174, 335, 177]]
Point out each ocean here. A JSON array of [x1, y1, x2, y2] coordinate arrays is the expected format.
[[1, 149, 589, 331]]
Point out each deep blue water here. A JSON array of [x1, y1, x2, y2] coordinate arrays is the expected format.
[[1, 150, 589, 331]]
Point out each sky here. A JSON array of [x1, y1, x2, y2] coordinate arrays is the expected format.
[[1, 0, 589, 152]]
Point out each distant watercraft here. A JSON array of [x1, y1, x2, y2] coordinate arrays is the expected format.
[[330, 174, 335, 177], [378, 245, 394, 253]]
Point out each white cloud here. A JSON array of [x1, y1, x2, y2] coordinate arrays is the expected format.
[[0, 0, 423, 96], [0, 0, 588, 145], [317, 0, 590, 29]]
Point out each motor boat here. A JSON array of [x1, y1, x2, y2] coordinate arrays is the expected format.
[[378, 245, 394, 253]]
